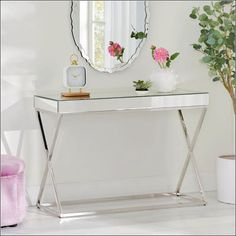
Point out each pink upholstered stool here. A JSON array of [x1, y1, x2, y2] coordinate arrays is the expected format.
[[1, 155, 26, 227]]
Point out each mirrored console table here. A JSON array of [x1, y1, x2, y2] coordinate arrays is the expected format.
[[34, 89, 209, 218]]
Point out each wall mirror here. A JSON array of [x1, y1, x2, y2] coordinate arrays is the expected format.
[[71, 1, 149, 73]]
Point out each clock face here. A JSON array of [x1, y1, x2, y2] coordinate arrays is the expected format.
[[65, 66, 86, 88]]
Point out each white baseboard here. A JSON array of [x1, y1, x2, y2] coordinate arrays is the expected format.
[[27, 173, 216, 206]]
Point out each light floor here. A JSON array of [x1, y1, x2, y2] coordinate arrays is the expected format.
[[1, 192, 235, 235]]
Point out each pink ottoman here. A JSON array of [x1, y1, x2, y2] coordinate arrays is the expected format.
[[1, 155, 26, 227]]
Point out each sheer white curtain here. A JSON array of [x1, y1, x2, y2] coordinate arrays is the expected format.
[[79, 1, 89, 57], [104, 1, 138, 69]]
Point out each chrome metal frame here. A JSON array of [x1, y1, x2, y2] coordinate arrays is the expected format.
[[36, 107, 207, 218]]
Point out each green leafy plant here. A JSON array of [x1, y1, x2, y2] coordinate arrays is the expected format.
[[131, 31, 147, 39], [133, 80, 152, 91], [130, 25, 147, 39], [190, 0, 236, 114]]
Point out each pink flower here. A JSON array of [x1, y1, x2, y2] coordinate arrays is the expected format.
[[108, 41, 123, 57], [153, 47, 169, 63], [108, 45, 115, 56], [114, 43, 123, 55], [108, 41, 125, 63]]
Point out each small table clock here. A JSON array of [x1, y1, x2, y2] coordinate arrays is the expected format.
[[61, 54, 90, 98]]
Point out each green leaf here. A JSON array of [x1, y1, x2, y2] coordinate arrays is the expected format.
[[204, 48, 212, 55], [199, 21, 208, 28], [203, 5, 213, 15], [218, 17, 223, 24], [131, 31, 147, 39], [222, 68, 228, 74], [222, 13, 230, 18], [199, 14, 208, 21], [202, 55, 213, 63], [212, 29, 222, 38], [133, 80, 152, 90], [203, 6, 211, 12], [170, 52, 180, 60], [212, 77, 220, 82], [220, 0, 234, 6], [225, 32, 235, 49], [166, 60, 171, 68], [219, 26, 225, 31], [214, 2, 221, 11], [130, 32, 135, 38], [224, 18, 233, 30], [151, 45, 156, 50], [231, 74, 236, 88], [232, 78, 236, 86], [218, 38, 224, 45], [198, 34, 207, 43], [151, 45, 156, 59], [201, 29, 208, 34], [206, 37, 216, 45], [232, 71, 235, 77], [190, 13, 197, 19], [214, 63, 223, 70], [193, 44, 202, 50], [209, 69, 217, 76], [228, 32, 235, 41], [230, 12, 236, 21], [216, 57, 226, 65], [209, 20, 219, 27], [192, 7, 199, 14]]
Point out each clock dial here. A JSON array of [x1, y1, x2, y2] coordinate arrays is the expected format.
[[65, 66, 86, 88]]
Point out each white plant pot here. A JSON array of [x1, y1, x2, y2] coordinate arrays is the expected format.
[[149, 68, 178, 92], [135, 90, 149, 95], [216, 155, 235, 204]]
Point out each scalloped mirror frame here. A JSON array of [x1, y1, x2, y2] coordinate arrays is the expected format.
[[70, 1, 150, 73]]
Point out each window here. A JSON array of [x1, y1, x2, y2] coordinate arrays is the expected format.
[[91, 1, 105, 68]]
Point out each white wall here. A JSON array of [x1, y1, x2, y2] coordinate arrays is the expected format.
[[1, 1, 235, 204]]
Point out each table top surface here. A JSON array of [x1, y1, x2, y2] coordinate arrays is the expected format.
[[34, 88, 209, 102]]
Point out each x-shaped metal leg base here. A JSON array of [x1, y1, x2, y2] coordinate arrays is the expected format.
[[36, 111, 63, 217], [36, 108, 207, 218], [175, 108, 207, 205]]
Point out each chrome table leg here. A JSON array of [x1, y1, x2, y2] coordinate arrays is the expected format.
[[36, 111, 63, 216], [175, 108, 207, 204], [35, 107, 208, 218]]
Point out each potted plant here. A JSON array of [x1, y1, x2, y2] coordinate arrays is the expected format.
[[190, 0, 235, 204], [133, 80, 152, 95], [149, 45, 179, 92]]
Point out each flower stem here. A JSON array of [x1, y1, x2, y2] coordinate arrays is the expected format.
[[158, 62, 162, 68], [118, 57, 123, 63]]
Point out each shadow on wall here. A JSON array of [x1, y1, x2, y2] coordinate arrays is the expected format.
[[1, 1, 44, 205], [1, 1, 39, 156], [1, 96, 37, 156]]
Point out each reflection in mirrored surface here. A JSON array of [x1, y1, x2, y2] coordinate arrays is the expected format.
[[71, 1, 149, 73]]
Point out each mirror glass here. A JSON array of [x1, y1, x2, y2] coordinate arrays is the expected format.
[[71, 1, 149, 73]]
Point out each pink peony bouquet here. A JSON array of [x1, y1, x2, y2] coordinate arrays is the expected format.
[[151, 45, 179, 68], [108, 41, 125, 63]]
